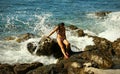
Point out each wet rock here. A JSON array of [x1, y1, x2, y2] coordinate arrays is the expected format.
[[27, 36, 73, 58], [112, 38, 120, 57], [4, 36, 16, 41], [79, 50, 113, 69], [90, 36, 113, 57], [67, 25, 78, 30], [27, 64, 67, 74], [36, 36, 63, 58], [67, 25, 85, 37], [92, 36, 112, 50], [27, 42, 37, 54], [95, 11, 111, 17], [77, 29, 85, 37], [4, 33, 35, 43], [84, 45, 97, 51], [16, 33, 35, 43], [0, 64, 14, 74], [14, 62, 43, 74]]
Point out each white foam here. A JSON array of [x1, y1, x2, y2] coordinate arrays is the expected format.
[[98, 12, 120, 42], [0, 38, 58, 65], [68, 36, 94, 52], [33, 13, 52, 34]]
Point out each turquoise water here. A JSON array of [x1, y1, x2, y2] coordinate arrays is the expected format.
[[0, 0, 120, 38]]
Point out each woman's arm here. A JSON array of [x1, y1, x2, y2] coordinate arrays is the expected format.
[[47, 26, 58, 37]]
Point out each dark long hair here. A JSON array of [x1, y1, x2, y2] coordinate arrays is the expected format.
[[58, 23, 65, 30]]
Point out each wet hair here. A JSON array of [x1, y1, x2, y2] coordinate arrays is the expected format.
[[58, 22, 65, 26], [58, 22, 65, 30]]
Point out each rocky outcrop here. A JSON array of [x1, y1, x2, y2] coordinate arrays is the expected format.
[[67, 25, 85, 37], [14, 62, 43, 74], [0, 64, 14, 74], [1, 25, 120, 74], [4, 33, 35, 43], [87, 36, 113, 57], [95, 11, 111, 17], [16, 33, 35, 43], [27, 36, 73, 58], [112, 38, 120, 57], [79, 50, 113, 69]]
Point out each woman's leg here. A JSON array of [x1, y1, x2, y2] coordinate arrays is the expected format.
[[57, 38, 69, 59], [63, 39, 70, 56], [63, 39, 70, 49]]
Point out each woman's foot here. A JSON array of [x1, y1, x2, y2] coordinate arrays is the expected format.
[[64, 55, 69, 59]]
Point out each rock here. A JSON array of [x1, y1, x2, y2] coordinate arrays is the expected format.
[[0, 64, 14, 74], [4, 36, 16, 41], [67, 25, 85, 37], [36, 36, 63, 58], [14, 62, 43, 74], [112, 38, 120, 57], [84, 45, 97, 51], [67, 25, 78, 30], [92, 36, 112, 50], [27, 36, 73, 58], [4, 33, 35, 43], [27, 64, 67, 74], [27, 42, 37, 54], [16, 33, 35, 43], [77, 29, 85, 37], [79, 50, 113, 69], [84, 67, 120, 74], [91, 36, 113, 57], [95, 11, 111, 17]]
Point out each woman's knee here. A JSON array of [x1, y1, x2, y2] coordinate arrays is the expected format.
[[66, 42, 70, 47]]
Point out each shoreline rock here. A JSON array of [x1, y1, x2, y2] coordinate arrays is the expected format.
[[1, 25, 120, 74]]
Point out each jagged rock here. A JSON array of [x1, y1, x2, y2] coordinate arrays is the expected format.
[[0, 64, 14, 74], [84, 45, 97, 51], [92, 36, 112, 50], [27, 36, 73, 58], [112, 38, 120, 57], [95, 11, 111, 17], [14, 62, 43, 74], [36, 36, 63, 58], [4, 36, 16, 41], [27, 64, 67, 74], [77, 29, 85, 37], [16, 33, 35, 43], [79, 50, 113, 69], [67, 25, 85, 37], [27, 57, 86, 74], [4, 33, 35, 43], [27, 42, 37, 54], [89, 36, 113, 58], [67, 25, 78, 30]]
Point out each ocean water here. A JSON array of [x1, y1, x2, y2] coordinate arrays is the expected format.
[[0, 0, 120, 65]]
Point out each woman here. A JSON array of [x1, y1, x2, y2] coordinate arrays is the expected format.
[[47, 23, 70, 59]]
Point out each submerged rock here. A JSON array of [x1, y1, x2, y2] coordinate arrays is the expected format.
[[4, 33, 35, 43], [4, 36, 16, 41], [95, 11, 111, 17], [16, 33, 35, 43]]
